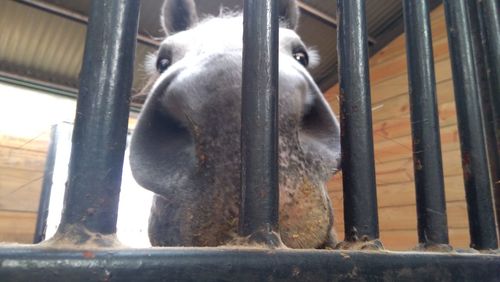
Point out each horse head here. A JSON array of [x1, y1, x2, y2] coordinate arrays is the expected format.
[[130, 0, 341, 248]]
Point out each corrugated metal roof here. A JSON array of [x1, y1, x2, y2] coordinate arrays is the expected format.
[[0, 0, 441, 100], [0, 1, 159, 96]]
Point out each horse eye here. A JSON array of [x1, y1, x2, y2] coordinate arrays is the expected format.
[[293, 51, 309, 67], [156, 57, 171, 73]]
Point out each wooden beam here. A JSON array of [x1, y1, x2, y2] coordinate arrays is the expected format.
[[297, 1, 375, 45]]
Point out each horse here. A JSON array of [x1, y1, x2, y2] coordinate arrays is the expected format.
[[129, 0, 341, 249]]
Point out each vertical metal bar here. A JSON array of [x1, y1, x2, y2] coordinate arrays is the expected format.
[[337, 0, 380, 242], [240, 0, 281, 246], [478, 0, 500, 237], [33, 125, 59, 244], [443, 0, 498, 250], [402, 0, 450, 248], [468, 0, 497, 180], [479, 0, 500, 123], [53, 0, 140, 245], [470, 0, 500, 241]]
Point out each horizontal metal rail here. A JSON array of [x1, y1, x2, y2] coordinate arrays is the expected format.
[[0, 247, 499, 281]]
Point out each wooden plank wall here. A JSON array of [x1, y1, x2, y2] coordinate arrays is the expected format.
[[0, 136, 48, 243], [0, 86, 70, 243], [324, 5, 470, 250]]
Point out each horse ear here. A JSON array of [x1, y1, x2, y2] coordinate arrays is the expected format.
[[279, 0, 300, 30], [161, 0, 199, 35]]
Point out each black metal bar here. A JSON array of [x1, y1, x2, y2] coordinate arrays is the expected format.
[[402, 0, 449, 247], [33, 125, 59, 244], [337, 0, 380, 242], [1, 247, 500, 281], [479, 0, 500, 118], [470, 0, 500, 241], [443, 0, 498, 250], [468, 0, 497, 179], [240, 0, 281, 246], [53, 0, 140, 245], [478, 0, 500, 237]]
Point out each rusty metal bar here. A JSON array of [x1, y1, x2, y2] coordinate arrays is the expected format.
[[1, 247, 500, 281]]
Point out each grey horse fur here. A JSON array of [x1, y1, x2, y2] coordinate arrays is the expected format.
[[130, 0, 341, 249]]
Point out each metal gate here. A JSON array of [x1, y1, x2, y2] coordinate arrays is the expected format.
[[0, 0, 499, 281]]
